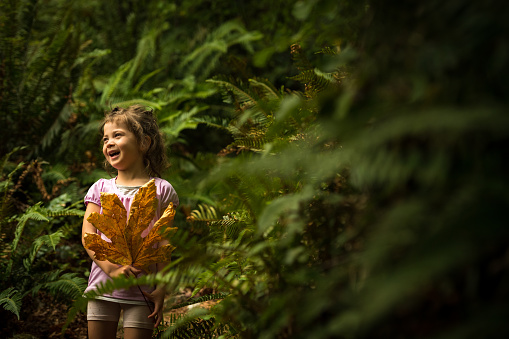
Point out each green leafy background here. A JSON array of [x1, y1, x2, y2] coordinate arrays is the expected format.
[[1, 0, 508, 338]]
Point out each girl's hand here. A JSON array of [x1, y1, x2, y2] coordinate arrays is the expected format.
[[108, 265, 142, 279], [143, 287, 166, 327]]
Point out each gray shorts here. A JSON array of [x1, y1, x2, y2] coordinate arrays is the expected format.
[[87, 298, 155, 330]]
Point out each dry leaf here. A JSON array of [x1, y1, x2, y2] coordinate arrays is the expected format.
[[84, 179, 177, 273]]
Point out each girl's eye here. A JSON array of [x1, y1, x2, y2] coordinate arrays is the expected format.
[[115, 133, 122, 138]]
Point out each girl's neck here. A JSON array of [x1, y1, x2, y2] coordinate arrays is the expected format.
[[115, 170, 151, 186]]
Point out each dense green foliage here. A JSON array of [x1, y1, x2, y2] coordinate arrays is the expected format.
[[1, 0, 508, 338]]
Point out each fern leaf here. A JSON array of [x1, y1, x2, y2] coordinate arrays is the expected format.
[[180, 40, 228, 72], [47, 209, 85, 218], [290, 69, 330, 87], [316, 46, 339, 55], [227, 30, 264, 51], [134, 68, 164, 93], [248, 79, 280, 100], [1, 158, 25, 228], [191, 256, 239, 297], [42, 231, 64, 251], [207, 79, 258, 108], [159, 106, 210, 143], [24, 231, 64, 269], [187, 204, 219, 223], [40, 272, 88, 301], [230, 134, 271, 152], [128, 23, 169, 83], [0, 287, 22, 319], [10, 202, 49, 254], [291, 43, 314, 72], [112, 99, 162, 111], [63, 295, 88, 333], [40, 102, 73, 150], [162, 308, 224, 339], [100, 60, 133, 104], [0, 146, 26, 176], [73, 48, 111, 68]]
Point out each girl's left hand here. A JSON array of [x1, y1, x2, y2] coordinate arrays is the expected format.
[[142, 287, 166, 327]]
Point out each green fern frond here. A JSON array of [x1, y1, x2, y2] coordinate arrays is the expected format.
[[182, 41, 228, 78], [0, 287, 22, 320], [212, 20, 262, 53], [181, 40, 228, 69], [213, 20, 248, 40], [218, 219, 241, 242], [291, 43, 314, 72], [57, 119, 102, 156], [63, 295, 88, 333], [290, 69, 333, 94], [200, 53, 222, 83], [179, 20, 261, 79], [190, 255, 243, 297], [25, 231, 65, 269], [0, 146, 26, 176], [128, 23, 169, 83], [73, 48, 111, 68], [10, 202, 49, 254], [40, 102, 73, 150], [20, 209, 50, 223], [133, 68, 164, 93], [162, 308, 233, 339], [228, 31, 264, 51], [0, 151, 26, 228], [165, 317, 215, 339], [248, 79, 281, 100], [316, 46, 339, 55], [230, 134, 272, 152], [194, 116, 230, 131], [57, 221, 81, 239], [188, 204, 219, 223], [41, 163, 71, 182], [207, 79, 258, 109], [100, 60, 133, 104], [47, 209, 85, 218], [39, 272, 88, 301], [159, 106, 214, 144], [2, 161, 25, 194], [160, 89, 195, 106], [187, 205, 243, 244], [113, 99, 162, 111]]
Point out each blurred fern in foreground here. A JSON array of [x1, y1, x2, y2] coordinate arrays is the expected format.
[[151, 1, 509, 338]]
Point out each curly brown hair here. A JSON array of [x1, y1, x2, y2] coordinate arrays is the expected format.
[[100, 105, 168, 177]]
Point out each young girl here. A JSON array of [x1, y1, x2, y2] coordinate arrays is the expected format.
[[81, 105, 179, 339]]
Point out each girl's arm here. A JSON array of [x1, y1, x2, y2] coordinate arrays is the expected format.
[[82, 202, 141, 278]]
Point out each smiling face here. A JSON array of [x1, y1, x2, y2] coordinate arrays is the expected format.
[[102, 120, 145, 173]]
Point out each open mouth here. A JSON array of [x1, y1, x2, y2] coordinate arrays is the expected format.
[[109, 151, 120, 158]]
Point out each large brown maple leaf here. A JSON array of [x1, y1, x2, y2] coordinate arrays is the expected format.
[[83, 179, 177, 273]]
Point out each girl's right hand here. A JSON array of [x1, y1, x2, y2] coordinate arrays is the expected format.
[[108, 265, 142, 278]]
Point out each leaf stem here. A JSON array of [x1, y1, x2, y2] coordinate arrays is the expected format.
[[137, 284, 156, 324]]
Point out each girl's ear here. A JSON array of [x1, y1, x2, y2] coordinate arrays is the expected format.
[[141, 136, 152, 152]]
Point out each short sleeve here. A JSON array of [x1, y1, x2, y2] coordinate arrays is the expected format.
[[84, 179, 104, 207], [158, 179, 179, 210]]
